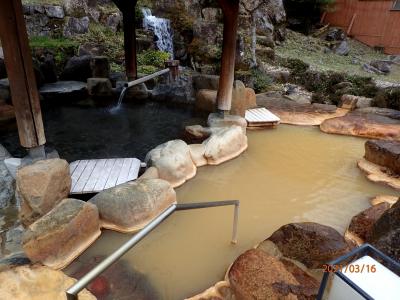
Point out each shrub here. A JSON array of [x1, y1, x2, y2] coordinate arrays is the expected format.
[[251, 69, 274, 93], [137, 50, 170, 68]]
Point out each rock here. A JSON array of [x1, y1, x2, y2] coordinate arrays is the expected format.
[[71, 256, 159, 300], [125, 83, 149, 100], [262, 222, 352, 269], [38, 53, 58, 84], [63, 16, 90, 37], [346, 203, 390, 245], [184, 125, 212, 144], [0, 78, 10, 100], [90, 56, 110, 78], [89, 179, 176, 232], [78, 42, 106, 56], [320, 111, 400, 140], [333, 40, 350, 56], [87, 78, 112, 97], [17, 159, 71, 227], [189, 144, 208, 167], [22, 198, 100, 269], [326, 28, 346, 41], [193, 74, 220, 91], [44, 5, 64, 18], [0, 252, 30, 272], [0, 265, 96, 299], [339, 94, 358, 110], [106, 12, 122, 32], [257, 93, 348, 126], [284, 84, 313, 104], [39, 81, 87, 101], [145, 140, 196, 187], [203, 126, 248, 165], [0, 162, 15, 209], [3, 225, 24, 256], [139, 166, 159, 180], [370, 60, 391, 74], [207, 113, 247, 132], [60, 55, 92, 82], [368, 200, 400, 261], [370, 195, 399, 206], [187, 281, 234, 300], [363, 63, 384, 75], [4, 157, 22, 179], [195, 81, 257, 117], [228, 249, 318, 299], [0, 144, 11, 161], [356, 107, 400, 120], [365, 140, 400, 174], [357, 158, 400, 190], [0, 104, 15, 122]]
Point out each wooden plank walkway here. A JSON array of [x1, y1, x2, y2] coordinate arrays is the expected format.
[[70, 158, 141, 194], [245, 107, 280, 128]]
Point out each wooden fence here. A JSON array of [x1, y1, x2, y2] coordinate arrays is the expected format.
[[323, 0, 400, 54]]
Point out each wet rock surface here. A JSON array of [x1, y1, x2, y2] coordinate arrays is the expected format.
[[257, 93, 348, 126], [346, 203, 391, 245], [228, 249, 318, 300], [203, 125, 248, 165], [358, 158, 400, 190], [89, 178, 176, 233], [0, 161, 15, 209], [145, 140, 196, 187], [0, 265, 96, 300], [17, 159, 71, 227], [368, 200, 400, 261], [22, 198, 100, 269], [365, 140, 400, 174], [70, 256, 160, 300], [263, 222, 353, 269], [39, 81, 87, 101], [320, 110, 400, 140]]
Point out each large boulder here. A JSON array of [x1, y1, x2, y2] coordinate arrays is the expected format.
[[90, 56, 110, 78], [145, 140, 197, 187], [228, 249, 318, 299], [365, 140, 400, 174], [87, 78, 113, 97], [0, 161, 15, 209], [0, 265, 95, 300], [260, 222, 353, 269], [89, 178, 176, 233], [320, 110, 400, 140], [368, 200, 400, 261], [203, 126, 248, 165], [17, 159, 71, 227], [22, 198, 100, 269], [257, 93, 348, 126], [346, 203, 391, 245], [39, 81, 87, 101], [195, 81, 257, 117], [60, 55, 92, 82], [63, 16, 90, 37]]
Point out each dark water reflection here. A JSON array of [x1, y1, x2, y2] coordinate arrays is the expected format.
[[0, 99, 195, 162]]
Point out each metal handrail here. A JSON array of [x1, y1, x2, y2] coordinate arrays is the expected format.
[[66, 200, 240, 300]]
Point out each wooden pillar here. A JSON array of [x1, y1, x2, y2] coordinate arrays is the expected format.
[[217, 0, 240, 113], [114, 0, 138, 81], [0, 0, 45, 148]]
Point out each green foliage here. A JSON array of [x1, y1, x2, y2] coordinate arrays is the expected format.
[[374, 88, 400, 110], [251, 69, 273, 93], [137, 50, 170, 68], [138, 65, 158, 75]]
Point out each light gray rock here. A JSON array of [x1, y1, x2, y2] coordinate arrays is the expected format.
[[107, 12, 122, 32], [63, 16, 90, 37], [39, 81, 87, 100], [3, 158, 21, 179], [0, 162, 15, 209], [145, 140, 196, 187], [334, 40, 350, 56], [44, 5, 65, 19], [89, 179, 176, 232], [22, 198, 101, 269]]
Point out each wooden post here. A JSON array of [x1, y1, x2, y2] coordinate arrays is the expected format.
[[217, 0, 240, 113], [165, 60, 180, 82], [114, 0, 138, 81], [0, 0, 46, 149]]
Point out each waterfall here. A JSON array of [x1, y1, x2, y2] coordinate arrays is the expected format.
[[142, 8, 174, 58]]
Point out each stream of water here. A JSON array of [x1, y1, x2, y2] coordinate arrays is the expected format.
[[65, 125, 398, 299]]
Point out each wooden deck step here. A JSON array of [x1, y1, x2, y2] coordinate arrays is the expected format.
[[245, 107, 280, 128], [69, 158, 141, 194]]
